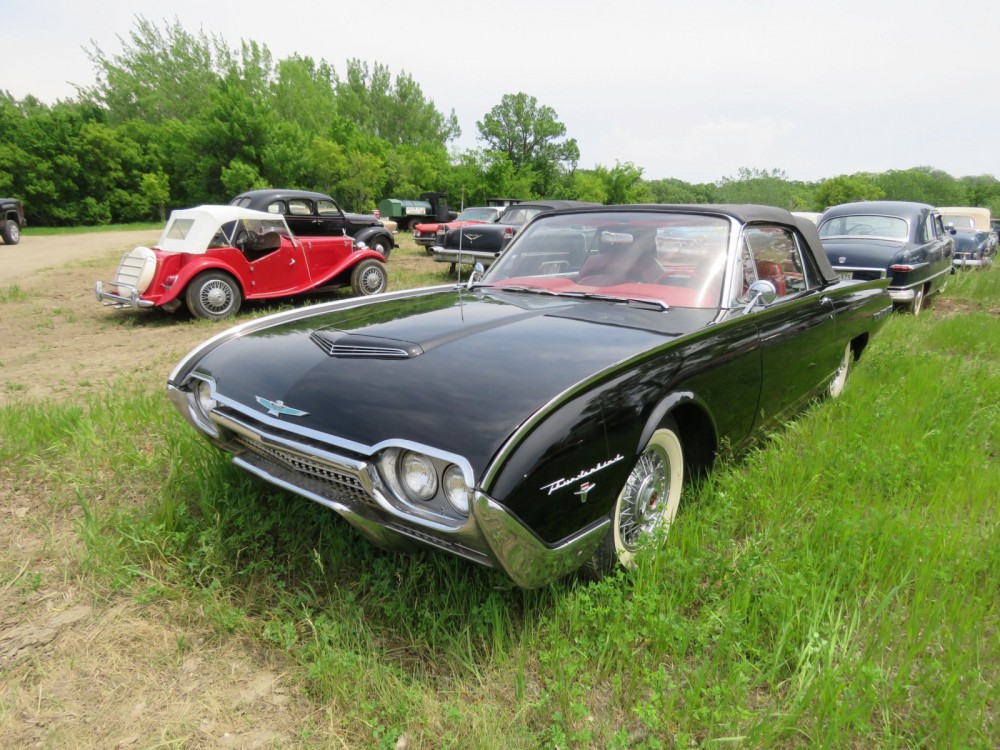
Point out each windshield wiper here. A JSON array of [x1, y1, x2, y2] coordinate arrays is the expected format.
[[582, 293, 671, 310]]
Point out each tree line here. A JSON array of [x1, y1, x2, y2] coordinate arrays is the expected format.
[[2, 17, 999, 227]]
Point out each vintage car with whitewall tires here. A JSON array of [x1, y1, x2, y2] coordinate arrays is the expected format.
[[938, 206, 997, 269], [230, 189, 396, 259], [430, 200, 598, 270], [95, 205, 389, 321], [167, 204, 892, 588], [817, 201, 954, 315]]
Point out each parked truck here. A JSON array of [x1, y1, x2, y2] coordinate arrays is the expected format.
[[377, 191, 457, 231], [1, 197, 26, 245]]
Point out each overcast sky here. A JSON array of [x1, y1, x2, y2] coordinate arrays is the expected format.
[[6, 0, 999, 184]]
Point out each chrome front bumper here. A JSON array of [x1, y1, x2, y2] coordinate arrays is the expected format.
[[953, 256, 989, 268], [168, 383, 607, 588], [95, 280, 154, 308]]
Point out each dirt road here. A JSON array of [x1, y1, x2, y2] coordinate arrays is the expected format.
[[1, 230, 161, 285], [0, 231, 235, 407]]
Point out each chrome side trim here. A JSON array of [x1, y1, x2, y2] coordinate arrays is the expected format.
[[472, 493, 609, 588], [886, 264, 954, 292]]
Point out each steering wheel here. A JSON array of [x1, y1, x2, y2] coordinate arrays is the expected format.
[[847, 224, 874, 235]]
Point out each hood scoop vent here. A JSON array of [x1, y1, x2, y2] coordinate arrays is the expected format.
[[310, 330, 424, 359]]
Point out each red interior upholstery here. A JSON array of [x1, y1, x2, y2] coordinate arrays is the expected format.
[[755, 261, 786, 296]]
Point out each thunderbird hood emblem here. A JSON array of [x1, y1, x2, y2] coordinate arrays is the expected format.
[[255, 396, 309, 417]]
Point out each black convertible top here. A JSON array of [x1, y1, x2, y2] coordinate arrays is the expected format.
[[544, 203, 839, 285]]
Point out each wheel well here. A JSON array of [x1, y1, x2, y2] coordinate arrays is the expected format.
[[669, 402, 717, 479], [188, 268, 244, 295], [850, 332, 869, 362]]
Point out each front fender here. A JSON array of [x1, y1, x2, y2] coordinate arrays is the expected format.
[[310, 248, 388, 288], [355, 226, 396, 250]]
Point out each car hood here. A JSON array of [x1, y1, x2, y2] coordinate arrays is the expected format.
[[821, 237, 905, 266], [189, 288, 711, 474]]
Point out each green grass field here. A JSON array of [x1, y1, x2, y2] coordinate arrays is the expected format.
[[2, 254, 997, 748]]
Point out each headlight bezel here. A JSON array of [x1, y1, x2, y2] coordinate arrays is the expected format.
[[373, 443, 474, 520]]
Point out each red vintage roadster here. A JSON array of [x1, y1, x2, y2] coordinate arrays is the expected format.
[[95, 205, 389, 320]]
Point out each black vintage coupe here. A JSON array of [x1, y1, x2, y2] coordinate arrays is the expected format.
[[430, 199, 598, 270], [818, 201, 954, 315], [168, 205, 892, 587], [230, 189, 397, 258]]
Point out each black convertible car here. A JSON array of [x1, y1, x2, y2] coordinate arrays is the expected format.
[[168, 205, 892, 587], [818, 201, 954, 315]]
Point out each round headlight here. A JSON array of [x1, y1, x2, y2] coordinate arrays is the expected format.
[[195, 379, 217, 417], [400, 451, 437, 501], [443, 465, 471, 514]]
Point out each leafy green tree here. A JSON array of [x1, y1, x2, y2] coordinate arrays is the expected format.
[[566, 171, 607, 203], [715, 167, 798, 208], [335, 150, 386, 212], [139, 171, 170, 220], [221, 159, 267, 195], [272, 55, 338, 134], [476, 93, 578, 196], [956, 175, 1000, 207], [646, 177, 716, 204], [813, 174, 885, 211], [335, 59, 459, 146], [82, 16, 221, 125], [381, 144, 453, 200], [875, 167, 965, 205], [599, 162, 652, 204]]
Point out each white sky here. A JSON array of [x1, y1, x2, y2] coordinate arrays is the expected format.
[[5, 0, 999, 184]]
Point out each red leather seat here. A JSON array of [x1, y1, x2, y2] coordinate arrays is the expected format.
[[756, 260, 786, 296]]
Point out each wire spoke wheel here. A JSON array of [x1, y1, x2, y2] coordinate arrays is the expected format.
[[185, 271, 242, 320], [351, 258, 388, 296], [586, 423, 684, 578], [199, 279, 235, 314], [616, 447, 670, 552]]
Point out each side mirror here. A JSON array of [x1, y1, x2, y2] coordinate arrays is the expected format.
[[742, 279, 778, 314], [466, 262, 486, 289]]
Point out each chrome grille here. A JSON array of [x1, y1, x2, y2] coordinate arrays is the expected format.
[[234, 436, 374, 506]]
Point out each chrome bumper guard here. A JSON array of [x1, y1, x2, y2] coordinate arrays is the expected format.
[[94, 280, 154, 309]]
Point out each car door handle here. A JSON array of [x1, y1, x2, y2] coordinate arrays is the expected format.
[[820, 296, 833, 307]]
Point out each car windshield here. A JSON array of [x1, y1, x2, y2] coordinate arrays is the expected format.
[[818, 215, 908, 240], [942, 214, 976, 231], [209, 217, 292, 249], [500, 206, 545, 226], [458, 208, 497, 222], [481, 211, 731, 309]]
